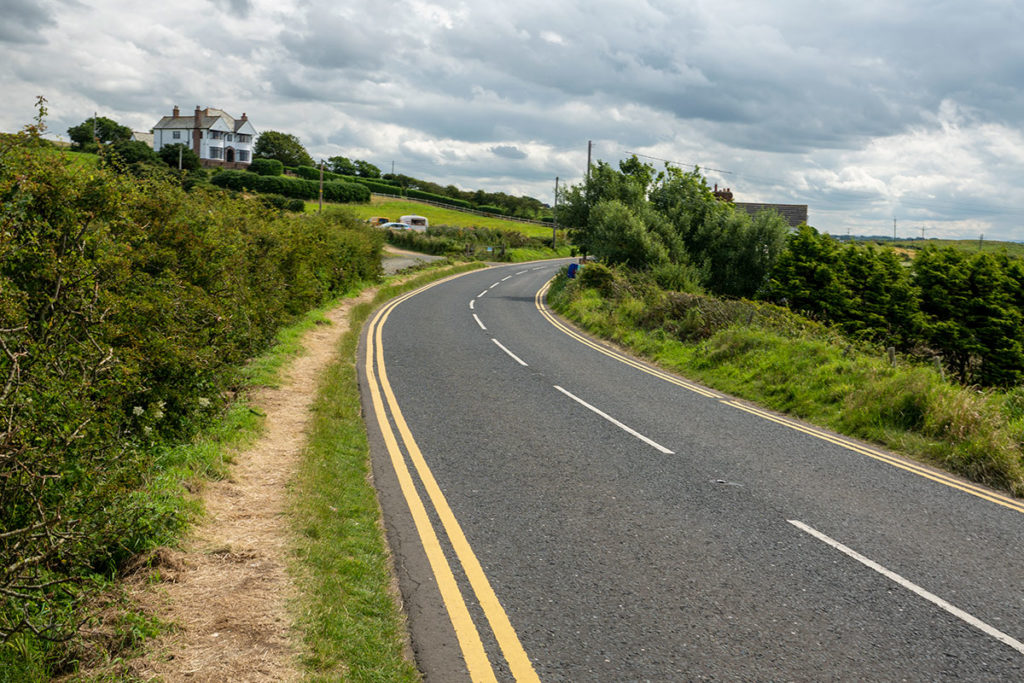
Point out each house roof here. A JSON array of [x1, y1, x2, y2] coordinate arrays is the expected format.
[[734, 202, 808, 228], [152, 107, 255, 134], [131, 131, 154, 146]]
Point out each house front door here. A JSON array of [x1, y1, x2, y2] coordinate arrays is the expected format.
[[225, 147, 235, 163]]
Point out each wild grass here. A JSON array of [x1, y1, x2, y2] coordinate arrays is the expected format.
[[548, 268, 1024, 496], [291, 262, 485, 681]]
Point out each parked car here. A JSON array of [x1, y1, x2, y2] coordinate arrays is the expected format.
[[400, 214, 428, 230], [380, 222, 412, 230]]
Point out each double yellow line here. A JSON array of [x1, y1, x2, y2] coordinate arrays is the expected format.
[[365, 277, 540, 683], [535, 278, 1024, 515]]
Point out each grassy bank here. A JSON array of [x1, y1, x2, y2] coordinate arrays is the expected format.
[[548, 266, 1024, 497], [292, 262, 486, 680], [328, 197, 558, 239]]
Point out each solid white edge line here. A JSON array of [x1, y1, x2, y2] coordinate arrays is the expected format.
[[473, 314, 487, 331], [553, 385, 674, 454], [492, 338, 528, 366], [787, 520, 1024, 656]]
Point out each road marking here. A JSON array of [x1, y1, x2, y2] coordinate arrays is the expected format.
[[725, 401, 1024, 515], [369, 283, 540, 682], [535, 281, 720, 399], [367, 290, 497, 681], [469, 300, 475, 310], [478, 290, 488, 298], [502, 275, 512, 281], [492, 338, 528, 366], [489, 282, 501, 289], [554, 385, 674, 454], [474, 314, 487, 330], [516, 270, 528, 275], [788, 520, 1024, 656], [535, 278, 1024, 516]]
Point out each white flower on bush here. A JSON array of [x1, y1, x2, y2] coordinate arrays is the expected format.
[[133, 406, 144, 416], [198, 397, 211, 408]]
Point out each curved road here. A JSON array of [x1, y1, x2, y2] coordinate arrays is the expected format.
[[359, 260, 1024, 681]]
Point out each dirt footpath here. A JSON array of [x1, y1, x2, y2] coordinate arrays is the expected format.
[[124, 289, 376, 681]]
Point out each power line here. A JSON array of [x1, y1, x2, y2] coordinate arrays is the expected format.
[[623, 151, 734, 176]]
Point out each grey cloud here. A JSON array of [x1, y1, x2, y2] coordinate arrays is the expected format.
[[491, 145, 527, 159], [0, 0, 55, 43], [210, 0, 253, 18]]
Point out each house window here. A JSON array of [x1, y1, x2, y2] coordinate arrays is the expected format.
[[172, 131, 181, 139], [225, 133, 233, 142], [237, 134, 251, 143], [209, 147, 223, 159], [237, 150, 249, 162]]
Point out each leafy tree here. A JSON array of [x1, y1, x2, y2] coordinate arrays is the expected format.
[[587, 199, 667, 268], [106, 140, 159, 165], [157, 143, 201, 171], [67, 116, 132, 149], [354, 159, 381, 178], [837, 244, 921, 345], [253, 130, 314, 167], [767, 225, 850, 320], [327, 155, 356, 175], [618, 154, 657, 196], [696, 207, 789, 298]]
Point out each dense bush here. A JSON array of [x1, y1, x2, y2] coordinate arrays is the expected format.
[[258, 193, 307, 212], [211, 169, 369, 203], [248, 158, 284, 176], [404, 188, 473, 209], [767, 225, 1024, 387], [384, 224, 546, 260], [0, 119, 382, 651]]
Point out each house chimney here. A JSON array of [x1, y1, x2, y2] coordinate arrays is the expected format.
[[173, 105, 179, 117], [193, 106, 202, 159], [240, 112, 247, 121]]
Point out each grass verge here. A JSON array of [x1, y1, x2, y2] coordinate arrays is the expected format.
[[548, 269, 1024, 497], [291, 262, 486, 681]]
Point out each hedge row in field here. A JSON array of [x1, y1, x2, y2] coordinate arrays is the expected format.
[[212, 169, 370, 203]]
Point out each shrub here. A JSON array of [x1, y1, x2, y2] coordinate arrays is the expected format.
[[249, 158, 284, 176], [0, 122, 382, 654]]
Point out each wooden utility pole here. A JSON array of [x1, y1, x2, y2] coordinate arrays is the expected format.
[[318, 160, 324, 213], [553, 176, 559, 249]]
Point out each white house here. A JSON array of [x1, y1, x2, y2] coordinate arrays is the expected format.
[[151, 105, 256, 169]]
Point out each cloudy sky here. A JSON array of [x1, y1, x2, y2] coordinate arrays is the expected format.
[[4, 0, 1024, 239]]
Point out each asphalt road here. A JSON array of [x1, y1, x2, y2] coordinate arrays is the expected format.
[[359, 260, 1024, 681]]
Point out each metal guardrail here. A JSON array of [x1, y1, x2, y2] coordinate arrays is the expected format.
[[371, 193, 554, 227]]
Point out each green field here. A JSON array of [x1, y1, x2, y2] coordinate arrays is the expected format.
[[314, 197, 558, 239], [866, 238, 1024, 258]]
